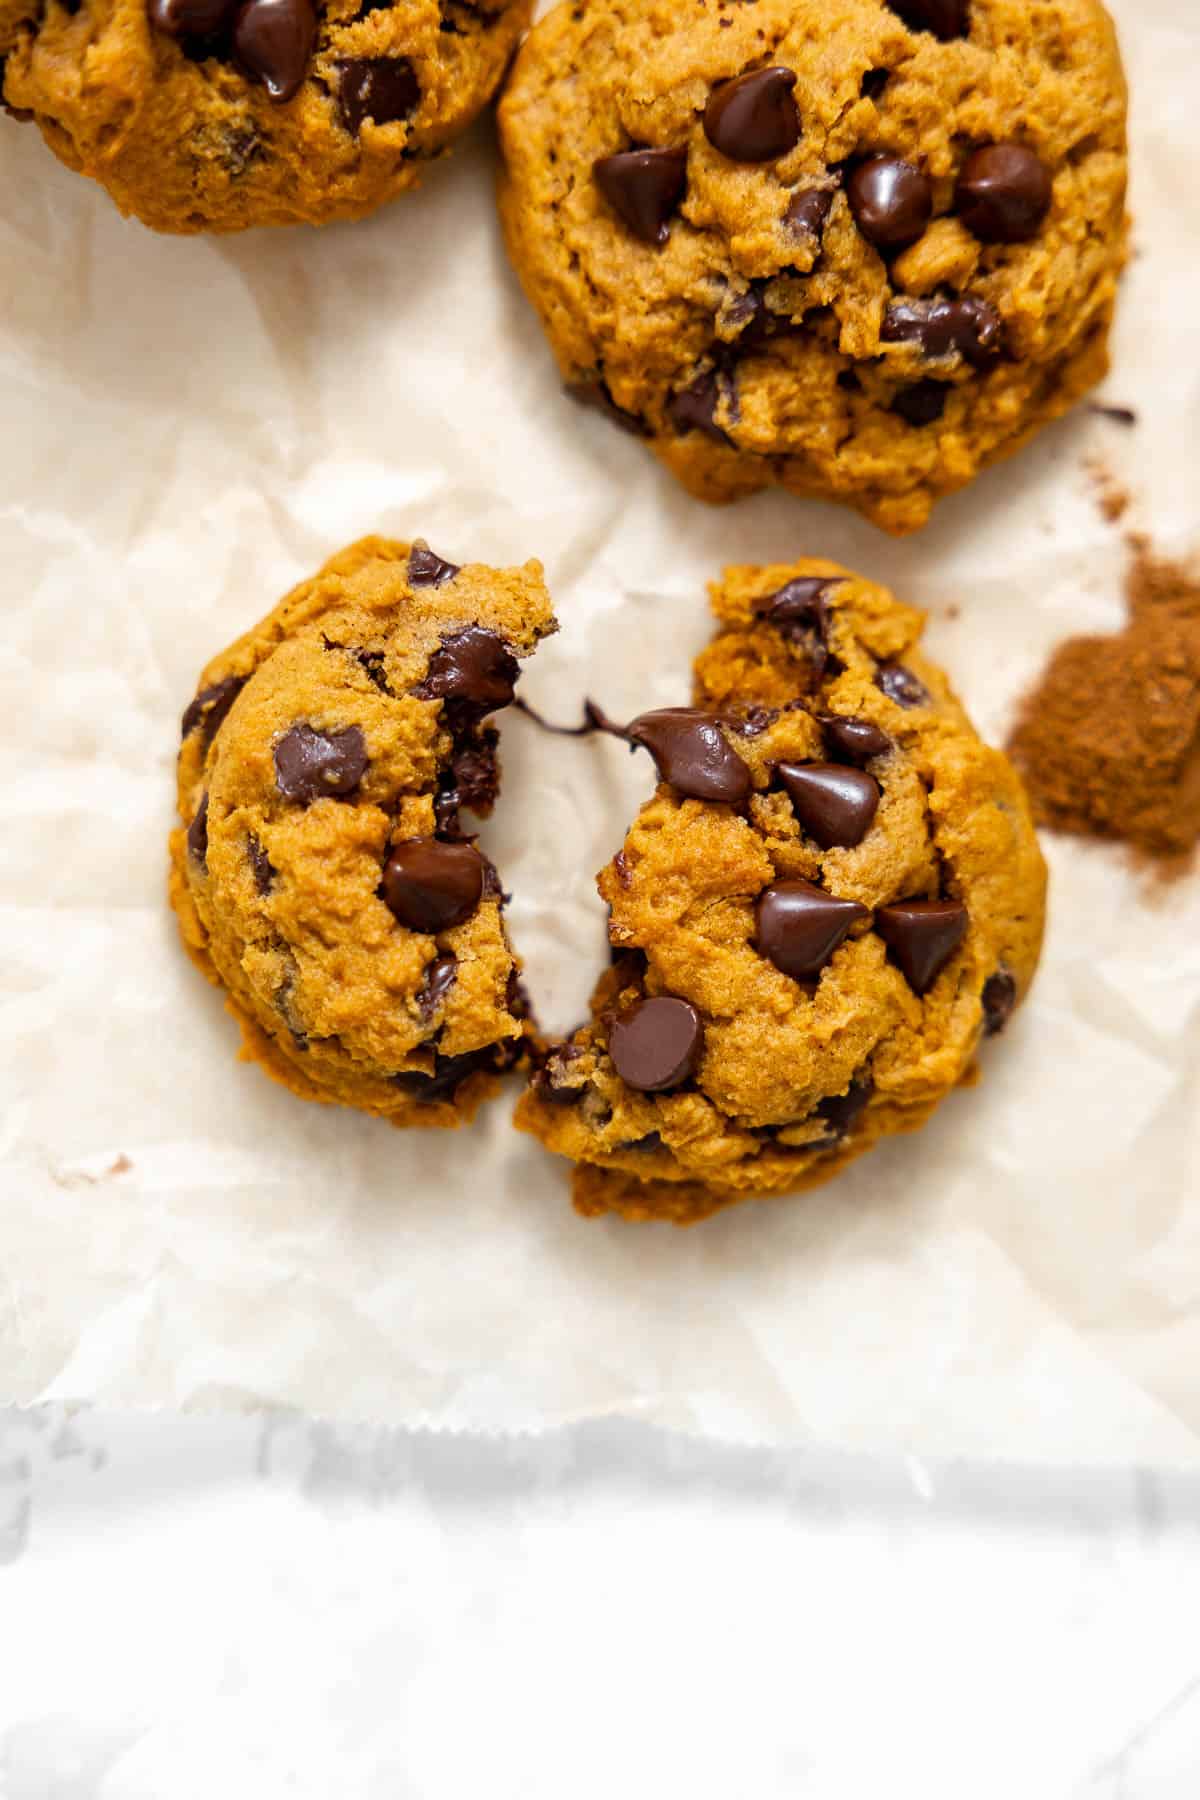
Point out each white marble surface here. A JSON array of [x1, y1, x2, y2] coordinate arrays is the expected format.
[[1, 1408, 1199, 1798]]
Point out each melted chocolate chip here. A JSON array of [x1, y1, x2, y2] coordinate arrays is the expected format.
[[417, 952, 457, 1021], [817, 714, 891, 765], [536, 1042, 586, 1104], [955, 144, 1052, 244], [881, 295, 1003, 369], [394, 1044, 504, 1104], [408, 542, 460, 587], [186, 794, 209, 869], [381, 838, 485, 933], [415, 628, 519, 724], [887, 0, 968, 38], [816, 1078, 873, 1137], [753, 576, 841, 679], [436, 732, 501, 829], [627, 707, 752, 805], [618, 1131, 666, 1154], [232, 0, 316, 102], [755, 880, 868, 982], [876, 898, 968, 995], [608, 996, 704, 1093], [668, 370, 733, 444], [847, 154, 932, 250], [783, 186, 833, 244], [181, 673, 246, 745], [860, 67, 890, 100], [982, 969, 1017, 1036], [704, 67, 800, 163], [875, 662, 929, 708], [776, 762, 881, 849], [151, 0, 238, 37], [593, 145, 688, 245], [566, 379, 649, 437], [247, 833, 274, 894], [274, 723, 368, 803], [337, 57, 420, 132], [892, 379, 947, 426]]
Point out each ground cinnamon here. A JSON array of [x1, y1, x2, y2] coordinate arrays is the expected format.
[[1007, 539, 1200, 867]]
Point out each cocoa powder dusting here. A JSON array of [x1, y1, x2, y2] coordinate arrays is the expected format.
[[1007, 541, 1200, 866]]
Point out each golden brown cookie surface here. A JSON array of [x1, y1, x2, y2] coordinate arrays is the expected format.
[[516, 559, 1047, 1222], [170, 535, 556, 1126], [1, 0, 528, 231], [497, 0, 1127, 534]]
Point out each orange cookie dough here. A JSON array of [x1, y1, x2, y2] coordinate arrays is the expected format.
[[171, 535, 556, 1126], [497, 0, 1127, 534], [516, 559, 1046, 1221], [1, 0, 528, 231]]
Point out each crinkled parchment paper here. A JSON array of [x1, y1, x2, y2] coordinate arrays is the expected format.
[[1, 0, 1198, 1463]]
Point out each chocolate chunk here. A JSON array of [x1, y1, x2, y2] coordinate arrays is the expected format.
[[704, 67, 801, 163], [274, 723, 368, 803], [247, 833, 274, 894], [875, 662, 929, 708], [753, 576, 841, 679], [668, 370, 732, 445], [892, 380, 947, 426], [408, 541, 460, 586], [755, 880, 868, 982], [232, 0, 317, 102], [955, 144, 1052, 244], [417, 952, 457, 1021], [566, 380, 649, 437], [881, 295, 1003, 369], [876, 898, 968, 995], [151, 0, 238, 37], [816, 1078, 873, 1137], [186, 794, 209, 869], [593, 146, 687, 246], [860, 68, 890, 100], [608, 996, 704, 1093], [777, 762, 881, 849], [847, 154, 932, 250], [783, 186, 833, 242], [982, 969, 1017, 1036], [394, 1045, 502, 1104], [337, 57, 419, 132], [627, 707, 752, 805], [416, 627, 519, 724], [886, 0, 968, 38], [181, 673, 246, 745], [381, 838, 485, 933], [817, 714, 891, 765]]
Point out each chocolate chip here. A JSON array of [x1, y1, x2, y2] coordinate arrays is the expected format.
[[668, 370, 733, 444], [777, 762, 880, 849], [381, 838, 485, 933], [247, 833, 274, 894], [816, 1078, 873, 1137], [892, 380, 947, 426], [181, 673, 247, 745], [817, 714, 891, 765], [394, 1044, 504, 1104], [618, 1130, 665, 1154], [536, 1042, 586, 1104], [753, 576, 841, 678], [627, 708, 752, 805], [274, 723, 368, 803], [566, 379, 649, 437], [151, 0, 238, 37], [608, 996, 704, 1093], [847, 154, 932, 250], [408, 541, 460, 587], [186, 794, 209, 869], [436, 732, 500, 830], [860, 68, 890, 100], [704, 67, 800, 163], [783, 186, 833, 242], [836, 368, 862, 391], [417, 952, 457, 1021], [982, 969, 1017, 1035], [232, 0, 316, 102], [593, 145, 687, 245], [337, 57, 419, 132], [955, 144, 1052, 244], [755, 880, 868, 982], [415, 628, 519, 725], [875, 662, 929, 708], [876, 898, 968, 995], [881, 295, 1003, 369], [886, 0, 968, 38]]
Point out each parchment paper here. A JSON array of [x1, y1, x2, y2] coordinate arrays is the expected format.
[[1, 0, 1198, 1464]]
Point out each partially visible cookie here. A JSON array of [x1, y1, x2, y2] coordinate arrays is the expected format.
[[497, 0, 1128, 534], [1, 0, 529, 232], [170, 536, 556, 1126], [516, 559, 1046, 1221]]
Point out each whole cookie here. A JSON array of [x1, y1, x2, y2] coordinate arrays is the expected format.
[[516, 559, 1047, 1222], [1, 0, 528, 231], [497, 0, 1128, 534], [170, 536, 556, 1125]]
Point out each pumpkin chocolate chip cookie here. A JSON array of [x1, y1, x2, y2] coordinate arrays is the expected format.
[[1, 0, 528, 231], [170, 536, 556, 1126], [516, 558, 1047, 1222], [497, 0, 1128, 534]]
